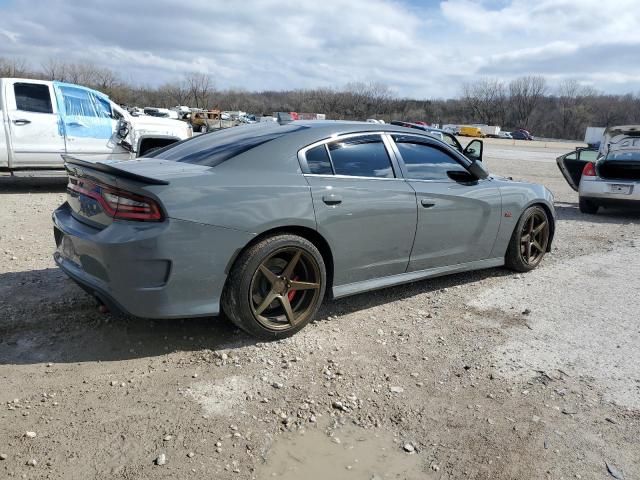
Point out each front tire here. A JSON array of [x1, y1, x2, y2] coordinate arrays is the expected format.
[[505, 205, 551, 272], [221, 234, 326, 339], [579, 197, 599, 214]]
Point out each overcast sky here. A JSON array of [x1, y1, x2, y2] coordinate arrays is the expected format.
[[0, 0, 638, 98]]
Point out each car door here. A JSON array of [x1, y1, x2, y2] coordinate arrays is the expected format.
[[4, 79, 66, 168], [388, 133, 502, 271], [556, 148, 598, 191], [300, 133, 418, 287], [53, 82, 119, 157]]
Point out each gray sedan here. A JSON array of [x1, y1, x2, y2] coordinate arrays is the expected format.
[[52, 121, 555, 338]]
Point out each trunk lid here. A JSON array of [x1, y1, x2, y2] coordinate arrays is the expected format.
[[598, 125, 640, 157]]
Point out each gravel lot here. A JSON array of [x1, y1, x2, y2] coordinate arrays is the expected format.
[[1, 141, 638, 479]]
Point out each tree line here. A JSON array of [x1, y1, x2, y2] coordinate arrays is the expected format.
[[2, 57, 639, 140]]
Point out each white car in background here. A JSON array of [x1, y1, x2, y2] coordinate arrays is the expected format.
[[556, 125, 640, 213], [498, 131, 513, 139]]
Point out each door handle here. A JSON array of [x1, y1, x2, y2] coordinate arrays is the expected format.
[[420, 199, 436, 208], [66, 121, 87, 128], [12, 119, 31, 125], [322, 194, 342, 205]]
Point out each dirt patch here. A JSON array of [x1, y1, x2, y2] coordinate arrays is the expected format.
[[257, 421, 427, 479]]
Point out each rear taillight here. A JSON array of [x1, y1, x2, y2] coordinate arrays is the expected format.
[[68, 178, 163, 221], [582, 162, 596, 177]]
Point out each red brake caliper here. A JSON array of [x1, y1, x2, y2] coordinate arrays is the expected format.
[[287, 275, 299, 302]]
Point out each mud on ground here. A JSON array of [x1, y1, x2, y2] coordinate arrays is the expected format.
[[0, 145, 638, 479]]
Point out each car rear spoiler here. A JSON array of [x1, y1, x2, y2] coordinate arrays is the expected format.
[[62, 155, 170, 186]]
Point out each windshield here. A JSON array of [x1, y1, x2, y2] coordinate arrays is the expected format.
[[149, 124, 309, 166], [605, 150, 640, 162]]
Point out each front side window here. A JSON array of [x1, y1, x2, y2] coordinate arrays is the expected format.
[[393, 136, 467, 181], [14, 83, 53, 114], [59, 86, 100, 117], [327, 135, 394, 178], [95, 96, 115, 119]]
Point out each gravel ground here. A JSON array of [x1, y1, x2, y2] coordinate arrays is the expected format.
[[0, 144, 638, 479]]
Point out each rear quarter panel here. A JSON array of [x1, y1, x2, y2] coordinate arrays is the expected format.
[[144, 141, 317, 234]]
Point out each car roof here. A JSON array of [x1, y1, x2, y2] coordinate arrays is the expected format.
[[202, 120, 456, 167], [244, 120, 435, 144]]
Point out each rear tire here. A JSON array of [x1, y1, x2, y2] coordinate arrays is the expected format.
[[578, 197, 599, 214], [221, 234, 326, 340], [505, 205, 551, 272]]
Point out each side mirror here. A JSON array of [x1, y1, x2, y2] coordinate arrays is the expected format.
[[464, 139, 483, 162], [468, 159, 489, 179]]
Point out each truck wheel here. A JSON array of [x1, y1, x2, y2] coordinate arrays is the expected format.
[[221, 234, 326, 340]]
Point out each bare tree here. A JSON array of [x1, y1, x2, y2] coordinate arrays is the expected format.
[[462, 78, 507, 125], [41, 58, 67, 80], [159, 80, 191, 107], [556, 79, 596, 139], [508, 76, 547, 129], [0, 57, 29, 77], [185, 73, 215, 108]]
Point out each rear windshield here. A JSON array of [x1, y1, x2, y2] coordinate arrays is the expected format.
[[605, 151, 640, 162], [150, 124, 308, 166]]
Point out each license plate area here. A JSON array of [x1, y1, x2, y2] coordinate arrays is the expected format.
[[610, 184, 632, 195]]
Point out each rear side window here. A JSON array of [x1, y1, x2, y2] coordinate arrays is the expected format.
[[328, 135, 394, 178], [305, 144, 333, 174], [393, 136, 467, 181], [154, 124, 309, 167], [14, 83, 53, 114]]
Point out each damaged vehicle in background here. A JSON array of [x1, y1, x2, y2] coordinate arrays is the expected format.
[[0, 78, 192, 176], [556, 125, 640, 213]]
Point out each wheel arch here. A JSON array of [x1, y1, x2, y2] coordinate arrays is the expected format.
[[224, 225, 335, 290]]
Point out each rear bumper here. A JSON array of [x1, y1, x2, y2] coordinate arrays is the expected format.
[[579, 177, 640, 203], [52, 202, 253, 319]]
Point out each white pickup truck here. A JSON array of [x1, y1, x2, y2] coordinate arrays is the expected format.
[[0, 78, 192, 175]]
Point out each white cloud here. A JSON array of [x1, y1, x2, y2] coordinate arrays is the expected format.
[[0, 0, 639, 97]]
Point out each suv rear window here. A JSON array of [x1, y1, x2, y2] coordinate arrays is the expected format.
[[152, 124, 308, 167]]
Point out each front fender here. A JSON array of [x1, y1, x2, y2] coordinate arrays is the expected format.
[[490, 182, 556, 258]]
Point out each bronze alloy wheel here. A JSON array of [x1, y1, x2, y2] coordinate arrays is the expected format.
[[519, 209, 550, 267], [249, 247, 322, 331]]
